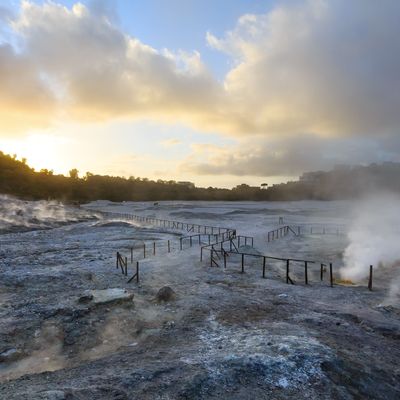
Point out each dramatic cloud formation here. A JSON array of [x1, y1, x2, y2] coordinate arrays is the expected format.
[[208, 0, 400, 137], [12, 1, 224, 126], [1, 0, 400, 178], [181, 134, 400, 177], [0, 44, 56, 132]]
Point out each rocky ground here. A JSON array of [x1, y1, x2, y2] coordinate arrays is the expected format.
[[0, 200, 399, 399]]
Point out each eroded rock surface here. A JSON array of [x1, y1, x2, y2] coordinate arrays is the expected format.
[[79, 288, 134, 306], [0, 200, 399, 399]]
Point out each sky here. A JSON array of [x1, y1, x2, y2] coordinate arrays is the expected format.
[[0, 0, 400, 188]]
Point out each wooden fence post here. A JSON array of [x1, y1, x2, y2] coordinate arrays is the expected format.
[[286, 259, 290, 284], [262, 257, 266, 278], [304, 261, 308, 285], [368, 265, 373, 291], [320, 263, 324, 281]]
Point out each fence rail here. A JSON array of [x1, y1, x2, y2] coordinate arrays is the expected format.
[[113, 225, 238, 283], [299, 226, 344, 236], [204, 243, 334, 287], [94, 210, 235, 235], [267, 225, 299, 242], [105, 209, 373, 291], [199, 233, 337, 286], [200, 234, 253, 262], [267, 225, 346, 242]]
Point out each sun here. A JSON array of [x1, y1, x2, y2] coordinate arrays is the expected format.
[[0, 134, 69, 174]]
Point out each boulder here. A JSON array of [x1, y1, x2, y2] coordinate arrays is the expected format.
[[78, 288, 134, 306], [156, 286, 176, 303]]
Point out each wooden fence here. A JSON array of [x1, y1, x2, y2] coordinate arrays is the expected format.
[[94, 210, 234, 235], [105, 210, 372, 291]]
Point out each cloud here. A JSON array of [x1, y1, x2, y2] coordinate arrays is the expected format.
[[0, 6, 13, 23], [1, 0, 400, 177], [180, 134, 400, 178], [207, 0, 400, 137], [160, 138, 182, 147], [9, 1, 223, 129], [4, 0, 400, 138], [0, 44, 56, 133], [87, 0, 119, 23]]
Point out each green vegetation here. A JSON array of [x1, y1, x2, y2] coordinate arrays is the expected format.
[[1, 151, 399, 202]]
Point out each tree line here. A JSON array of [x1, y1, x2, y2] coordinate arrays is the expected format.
[[1, 151, 399, 202]]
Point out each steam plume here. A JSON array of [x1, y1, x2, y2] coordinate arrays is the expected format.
[[341, 193, 400, 282]]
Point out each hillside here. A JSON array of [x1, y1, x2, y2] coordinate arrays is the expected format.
[[1, 151, 399, 202]]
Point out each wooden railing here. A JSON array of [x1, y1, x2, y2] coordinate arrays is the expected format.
[[107, 210, 373, 291], [94, 210, 234, 235], [267, 226, 299, 242]]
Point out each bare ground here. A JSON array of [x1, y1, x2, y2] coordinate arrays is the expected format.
[[0, 205, 399, 399]]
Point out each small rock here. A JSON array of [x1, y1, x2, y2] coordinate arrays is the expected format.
[[156, 286, 176, 303], [78, 292, 94, 304], [0, 348, 24, 363], [164, 320, 175, 329], [277, 377, 289, 388]]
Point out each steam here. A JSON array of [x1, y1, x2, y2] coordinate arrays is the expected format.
[[0, 322, 65, 382], [0, 195, 95, 233], [341, 193, 400, 282], [386, 273, 400, 306]]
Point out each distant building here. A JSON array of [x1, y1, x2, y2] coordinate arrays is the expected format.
[[177, 181, 195, 189], [299, 171, 325, 183], [234, 183, 260, 191]]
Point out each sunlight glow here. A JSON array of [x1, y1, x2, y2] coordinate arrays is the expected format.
[[0, 134, 70, 174]]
